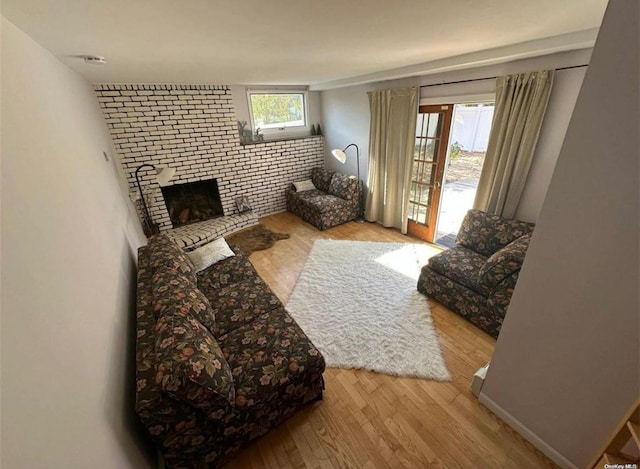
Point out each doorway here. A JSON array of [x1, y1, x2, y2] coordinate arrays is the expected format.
[[434, 103, 494, 247]]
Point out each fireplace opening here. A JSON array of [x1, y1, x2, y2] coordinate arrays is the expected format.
[[161, 178, 224, 228]]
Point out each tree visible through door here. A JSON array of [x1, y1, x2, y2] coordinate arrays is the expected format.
[[407, 104, 453, 242]]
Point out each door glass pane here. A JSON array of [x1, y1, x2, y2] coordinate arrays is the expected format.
[[416, 114, 426, 136], [422, 206, 431, 224], [419, 186, 432, 205], [414, 139, 424, 159], [416, 205, 429, 225], [414, 163, 421, 183], [410, 203, 419, 223], [425, 139, 436, 161], [418, 164, 433, 184], [427, 113, 440, 138]]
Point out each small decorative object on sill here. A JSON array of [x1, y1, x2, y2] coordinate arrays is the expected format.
[[316, 123, 323, 136], [235, 195, 252, 213], [254, 127, 263, 142], [237, 120, 248, 143], [311, 124, 317, 136]]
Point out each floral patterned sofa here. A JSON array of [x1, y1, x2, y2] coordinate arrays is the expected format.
[[286, 167, 363, 230], [136, 235, 325, 468], [417, 210, 535, 338]]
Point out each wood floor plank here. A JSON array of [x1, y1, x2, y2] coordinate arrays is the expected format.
[[226, 212, 556, 468]]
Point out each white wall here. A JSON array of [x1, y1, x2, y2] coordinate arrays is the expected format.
[[479, 0, 639, 467], [1, 17, 154, 468], [320, 49, 590, 223]]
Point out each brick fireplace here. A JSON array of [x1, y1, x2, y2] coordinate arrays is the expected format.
[[95, 84, 324, 232]]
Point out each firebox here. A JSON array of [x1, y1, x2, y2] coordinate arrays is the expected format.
[[161, 178, 224, 228]]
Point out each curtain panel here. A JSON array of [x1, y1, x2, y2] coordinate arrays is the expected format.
[[365, 87, 419, 233], [473, 70, 555, 218]]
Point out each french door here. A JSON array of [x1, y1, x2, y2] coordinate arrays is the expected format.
[[407, 104, 453, 242]]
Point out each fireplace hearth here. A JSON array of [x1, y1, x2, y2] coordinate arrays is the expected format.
[[161, 179, 224, 228]]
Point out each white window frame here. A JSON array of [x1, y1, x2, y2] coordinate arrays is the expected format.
[[246, 89, 309, 137]]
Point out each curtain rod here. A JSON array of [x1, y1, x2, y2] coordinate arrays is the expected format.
[[419, 64, 588, 88]]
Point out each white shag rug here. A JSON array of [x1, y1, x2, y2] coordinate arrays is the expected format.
[[285, 239, 450, 380]]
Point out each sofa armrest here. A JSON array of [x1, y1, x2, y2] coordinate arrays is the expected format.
[[456, 210, 535, 257], [311, 167, 334, 192], [154, 310, 236, 410], [486, 271, 520, 319], [478, 233, 531, 294], [328, 173, 362, 201]]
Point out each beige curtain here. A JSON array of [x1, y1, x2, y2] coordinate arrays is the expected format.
[[365, 87, 419, 233], [474, 70, 554, 218]]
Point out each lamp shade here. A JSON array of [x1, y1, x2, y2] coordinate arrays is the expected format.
[[331, 149, 347, 164], [156, 166, 176, 186]]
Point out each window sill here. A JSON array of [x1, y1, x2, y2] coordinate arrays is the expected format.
[[240, 135, 323, 146]]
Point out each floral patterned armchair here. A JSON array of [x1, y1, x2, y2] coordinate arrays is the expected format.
[[136, 235, 325, 467], [417, 210, 535, 338], [286, 167, 363, 230]]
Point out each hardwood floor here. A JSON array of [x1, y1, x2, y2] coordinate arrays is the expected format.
[[227, 212, 555, 469]]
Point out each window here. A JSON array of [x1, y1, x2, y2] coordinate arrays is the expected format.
[[247, 91, 308, 135]]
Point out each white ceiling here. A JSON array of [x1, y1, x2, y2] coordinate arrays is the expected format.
[[1, 0, 608, 88]]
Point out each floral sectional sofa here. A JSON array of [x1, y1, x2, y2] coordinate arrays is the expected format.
[[136, 235, 325, 468], [286, 167, 363, 230], [418, 210, 535, 338]]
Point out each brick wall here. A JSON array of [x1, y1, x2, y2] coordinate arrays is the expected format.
[[94, 84, 324, 231]]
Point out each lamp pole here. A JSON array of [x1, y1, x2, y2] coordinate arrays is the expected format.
[[135, 164, 157, 233], [342, 144, 364, 222], [342, 143, 360, 182]]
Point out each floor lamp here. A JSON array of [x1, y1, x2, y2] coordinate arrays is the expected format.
[[135, 164, 176, 236], [331, 144, 364, 222]]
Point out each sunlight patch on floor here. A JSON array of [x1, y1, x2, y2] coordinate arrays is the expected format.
[[374, 243, 441, 281]]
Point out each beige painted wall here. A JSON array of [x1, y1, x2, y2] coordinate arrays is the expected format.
[[319, 49, 590, 223], [479, 0, 639, 467], [1, 17, 154, 468]]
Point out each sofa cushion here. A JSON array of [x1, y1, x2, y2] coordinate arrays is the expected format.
[[197, 246, 262, 295], [205, 278, 283, 337], [154, 311, 235, 411], [456, 210, 535, 257], [418, 266, 502, 338], [195, 246, 283, 337], [187, 237, 235, 272], [292, 179, 316, 192], [293, 190, 350, 214], [152, 274, 217, 332], [478, 233, 532, 294], [427, 246, 487, 293], [311, 167, 334, 193], [218, 307, 325, 406], [148, 234, 197, 284], [328, 173, 359, 200]]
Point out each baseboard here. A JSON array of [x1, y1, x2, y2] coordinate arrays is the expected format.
[[259, 209, 288, 218], [478, 393, 578, 469]]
